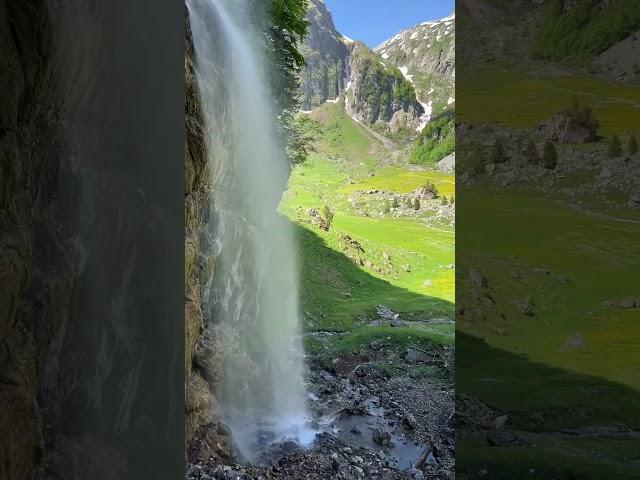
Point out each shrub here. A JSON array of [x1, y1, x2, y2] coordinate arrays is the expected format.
[[422, 182, 439, 198], [628, 135, 638, 156], [413, 198, 421, 210], [608, 134, 623, 158], [490, 138, 508, 164], [392, 197, 400, 209], [322, 205, 334, 231], [542, 141, 558, 170], [524, 138, 539, 164]]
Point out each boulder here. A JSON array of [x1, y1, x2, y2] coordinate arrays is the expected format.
[[544, 111, 597, 144], [564, 333, 587, 349], [405, 349, 425, 364], [486, 429, 531, 447], [619, 297, 639, 309], [372, 428, 392, 446]]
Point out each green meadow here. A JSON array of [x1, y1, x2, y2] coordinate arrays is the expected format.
[[279, 101, 455, 356], [458, 64, 640, 137], [457, 62, 640, 477]]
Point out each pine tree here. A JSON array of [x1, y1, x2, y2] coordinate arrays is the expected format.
[[628, 135, 638, 156], [322, 205, 334, 231], [490, 137, 508, 164], [542, 141, 558, 170], [524, 139, 539, 164], [608, 134, 623, 158]]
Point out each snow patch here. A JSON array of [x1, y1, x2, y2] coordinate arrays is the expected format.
[[341, 34, 354, 43], [447, 96, 455, 105], [381, 52, 389, 59]]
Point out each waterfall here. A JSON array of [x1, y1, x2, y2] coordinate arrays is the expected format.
[[187, 0, 314, 460]]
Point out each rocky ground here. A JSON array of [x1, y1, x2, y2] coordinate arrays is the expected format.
[[185, 309, 455, 480]]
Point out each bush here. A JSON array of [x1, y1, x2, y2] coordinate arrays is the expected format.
[[413, 198, 421, 210], [392, 197, 400, 209], [608, 134, 623, 158], [490, 138, 508, 164], [628, 135, 638, 156], [322, 205, 334, 231], [422, 182, 439, 198], [524, 138, 539, 164], [561, 97, 599, 138], [542, 141, 558, 170]]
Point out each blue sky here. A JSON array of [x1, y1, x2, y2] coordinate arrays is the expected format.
[[324, 0, 455, 48]]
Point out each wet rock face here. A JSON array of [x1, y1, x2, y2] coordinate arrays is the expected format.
[[185, 12, 226, 458]]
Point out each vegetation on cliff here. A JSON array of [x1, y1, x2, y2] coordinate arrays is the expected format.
[[410, 113, 455, 166], [532, 0, 640, 62]]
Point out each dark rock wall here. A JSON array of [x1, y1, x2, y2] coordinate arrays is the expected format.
[[0, 1, 71, 478]]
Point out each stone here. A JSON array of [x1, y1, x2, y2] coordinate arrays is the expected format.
[[372, 428, 392, 446], [405, 349, 425, 364], [390, 318, 404, 328], [544, 111, 597, 144], [513, 298, 535, 317], [619, 297, 639, 309], [403, 413, 418, 429], [564, 333, 586, 349], [494, 415, 508, 430], [470, 269, 488, 288], [486, 429, 531, 447], [376, 305, 398, 320]]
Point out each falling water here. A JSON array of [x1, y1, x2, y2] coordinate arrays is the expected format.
[[187, 0, 313, 460]]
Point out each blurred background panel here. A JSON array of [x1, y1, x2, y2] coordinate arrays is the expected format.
[[456, 1, 640, 479], [0, 1, 184, 478]]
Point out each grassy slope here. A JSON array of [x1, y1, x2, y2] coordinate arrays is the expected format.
[[279, 101, 455, 356], [458, 64, 640, 137], [457, 62, 640, 476]]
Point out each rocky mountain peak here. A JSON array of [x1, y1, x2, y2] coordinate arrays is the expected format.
[[374, 13, 455, 115]]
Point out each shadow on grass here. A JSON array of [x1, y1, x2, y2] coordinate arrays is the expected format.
[[457, 331, 640, 479], [295, 223, 454, 328], [294, 223, 454, 355]]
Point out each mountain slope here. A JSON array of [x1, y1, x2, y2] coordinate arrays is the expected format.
[[374, 13, 455, 115], [299, 0, 423, 134], [299, 0, 349, 109]]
